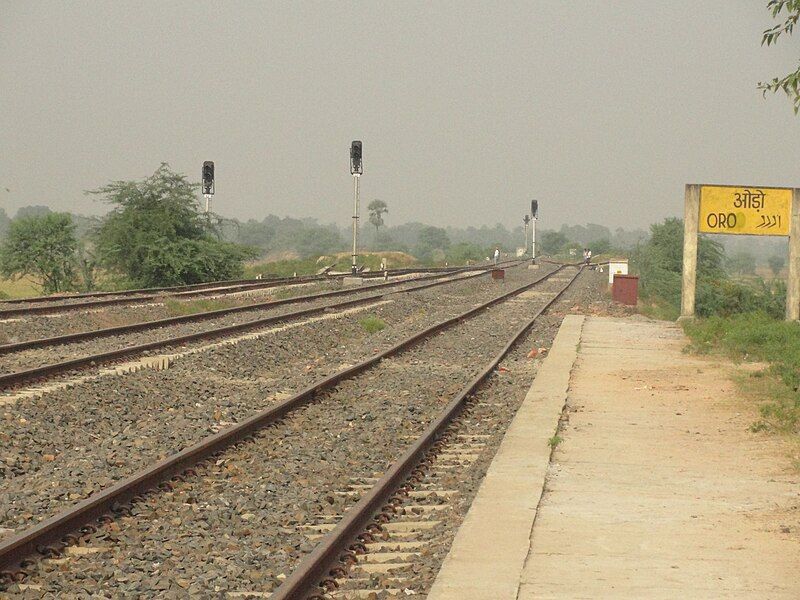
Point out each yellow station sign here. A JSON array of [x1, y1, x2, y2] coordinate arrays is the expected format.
[[699, 185, 791, 236]]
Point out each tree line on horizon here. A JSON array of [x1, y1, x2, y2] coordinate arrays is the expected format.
[[0, 165, 656, 294], [2, 164, 785, 296]]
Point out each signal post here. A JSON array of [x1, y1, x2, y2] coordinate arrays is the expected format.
[[350, 141, 363, 276], [202, 161, 215, 213], [530, 199, 538, 262]]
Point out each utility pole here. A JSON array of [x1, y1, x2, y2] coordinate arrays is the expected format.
[[350, 141, 363, 275], [523, 215, 531, 257], [202, 161, 215, 214]]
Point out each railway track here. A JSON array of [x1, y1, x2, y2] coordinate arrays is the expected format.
[[271, 267, 581, 599], [0, 264, 543, 537], [0, 266, 488, 354], [0, 265, 579, 593], [0, 264, 497, 318], [0, 274, 330, 318], [0, 265, 493, 307], [0, 274, 301, 306], [0, 265, 511, 392]]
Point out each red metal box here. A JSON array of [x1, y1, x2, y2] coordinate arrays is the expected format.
[[612, 274, 639, 305]]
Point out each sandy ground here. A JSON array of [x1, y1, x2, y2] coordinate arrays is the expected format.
[[521, 317, 799, 599]]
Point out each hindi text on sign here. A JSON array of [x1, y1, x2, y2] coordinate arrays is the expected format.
[[699, 185, 791, 236]]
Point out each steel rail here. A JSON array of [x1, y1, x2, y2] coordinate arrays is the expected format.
[[0, 274, 333, 318], [0, 262, 513, 318], [0, 263, 513, 311], [0, 272, 484, 389], [0, 264, 520, 390], [271, 266, 583, 600], [0, 275, 300, 305], [0, 267, 485, 355], [0, 265, 564, 578]]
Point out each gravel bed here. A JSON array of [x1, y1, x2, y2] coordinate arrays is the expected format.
[[0, 292, 165, 312], [0, 279, 352, 346], [0, 278, 340, 314], [0, 274, 483, 374], [332, 268, 597, 597], [0, 265, 555, 543], [3, 267, 578, 598], [0, 272, 451, 345]]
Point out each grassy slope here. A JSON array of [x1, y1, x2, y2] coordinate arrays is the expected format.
[[682, 313, 800, 437], [0, 277, 41, 299]]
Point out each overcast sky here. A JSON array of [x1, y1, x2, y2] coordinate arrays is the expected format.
[[1, 1, 799, 230]]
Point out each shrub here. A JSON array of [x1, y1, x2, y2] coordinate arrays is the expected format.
[[92, 164, 257, 287], [360, 315, 386, 334], [164, 298, 236, 317]]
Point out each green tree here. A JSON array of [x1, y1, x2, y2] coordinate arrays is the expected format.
[[92, 164, 256, 286], [445, 242, 484, 264], [0, 213, 78, 293], [367, 199, 388, 236], [589, 238, 612, 255], [768, 254, 786, 275], [539, 231, 568, 255], [726, 251, 757, 276], [415, 226, 450, 261], [0, 208, 10, 239], [418, 226, 450, 249], [759, 0, 800, 113], [632, 218, 725, 315], [15, 205, 52, 220]]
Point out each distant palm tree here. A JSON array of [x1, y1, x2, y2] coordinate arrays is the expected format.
[[367, 199, 388, 236]]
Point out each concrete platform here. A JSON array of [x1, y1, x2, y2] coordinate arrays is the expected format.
[[428, 316, 800, 599]]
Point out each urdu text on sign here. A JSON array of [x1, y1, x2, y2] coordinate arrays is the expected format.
[[699, 185, 791, 236]]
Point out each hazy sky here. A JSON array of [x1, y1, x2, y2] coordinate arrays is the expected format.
[[2, 1, 799, 230]]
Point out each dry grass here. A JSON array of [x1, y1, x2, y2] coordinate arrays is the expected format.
[[163, 298, 237, 317], [0, 276, 41, 299]]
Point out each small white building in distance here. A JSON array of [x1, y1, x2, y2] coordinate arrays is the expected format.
[[607, 258, 629, 284]]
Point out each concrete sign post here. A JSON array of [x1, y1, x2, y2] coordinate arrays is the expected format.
[[680, 183, 799, 321], [680, 185, 700, 319], [789, 189, 800, 321]]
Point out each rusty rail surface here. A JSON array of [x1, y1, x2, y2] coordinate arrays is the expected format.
[[0, 274, 343, 317], [0, 274, 302, 305], [0, 266, 512, 390], [0, 264, 564, 578], [0, 266, 489, 355], [271, 266, 583, 599], [0, 263, 505, 317]]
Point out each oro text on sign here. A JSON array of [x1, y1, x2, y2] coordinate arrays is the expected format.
[[699, 185, 791, 236]]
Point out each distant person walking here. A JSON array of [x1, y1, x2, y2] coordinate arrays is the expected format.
[[493, 247, 500, 265]]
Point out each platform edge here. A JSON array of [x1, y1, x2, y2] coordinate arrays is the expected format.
[[426, 314, 585, 600]]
